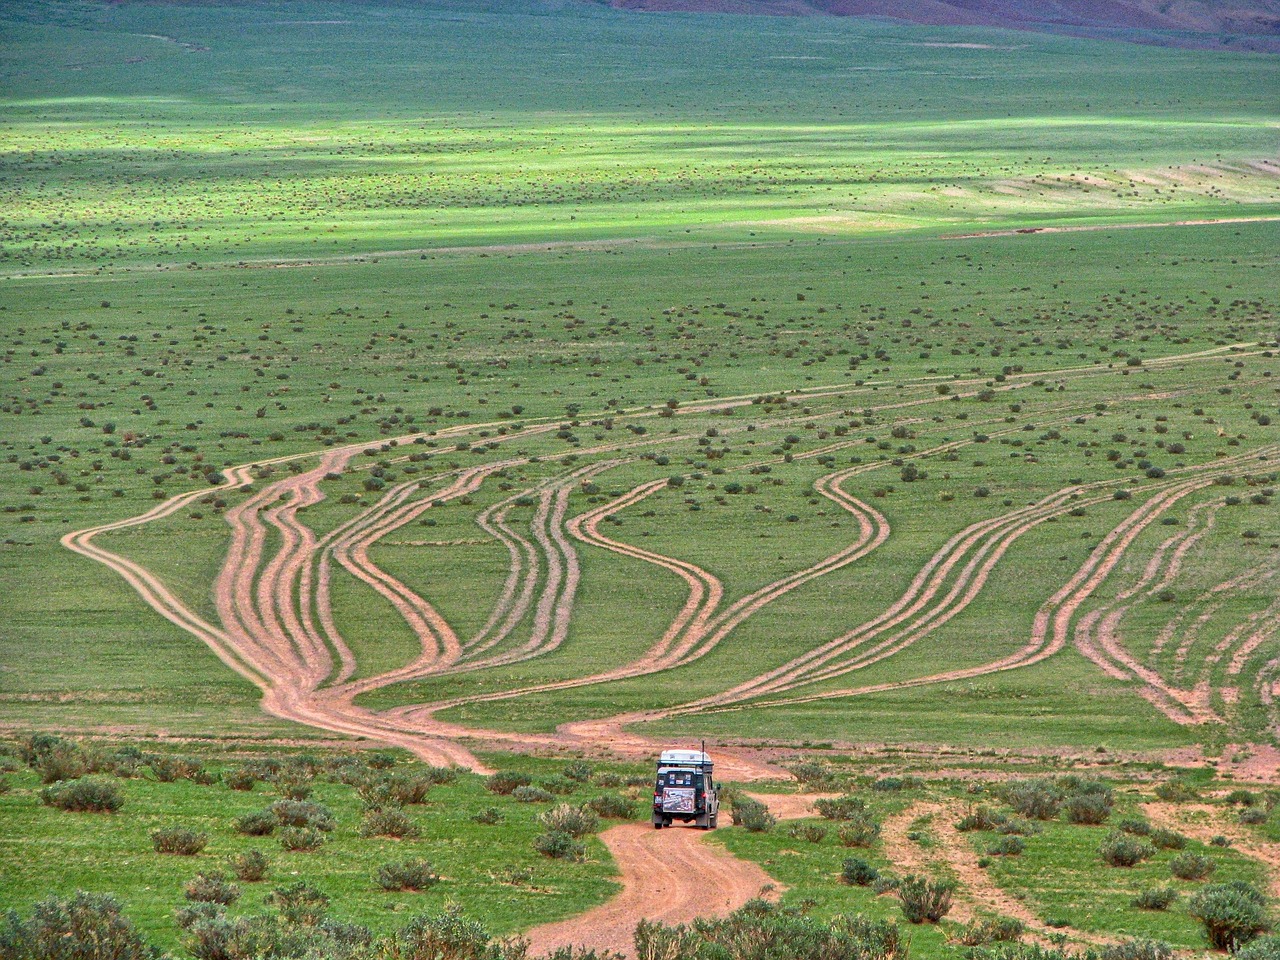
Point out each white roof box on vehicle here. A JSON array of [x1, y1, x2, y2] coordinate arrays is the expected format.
[[659, 749, 712, 766]]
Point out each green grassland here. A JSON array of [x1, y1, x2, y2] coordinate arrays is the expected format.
[[2, 1, 1279, 775]]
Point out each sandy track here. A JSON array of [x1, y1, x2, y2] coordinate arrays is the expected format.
[[524, 791, 823, 958]]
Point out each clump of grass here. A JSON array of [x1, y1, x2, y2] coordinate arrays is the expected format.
[[1132, 887, 1179, 911]]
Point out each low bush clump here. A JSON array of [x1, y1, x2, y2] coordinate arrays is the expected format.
[[986, 836, 1025, 857], [485, 771, 532, 795], [949, 917, 1025, 946], [998, 780, 1063, 821], [562, 760, 594, 783], [1170, 852, 1216, 881], [472, 807, 505, 825], [152, 827, 208, 856], [184, 872, 240, 905], [1155, 779, 1200, 803], [957, 806, 1007, 832], [1098, 939, 1174, 960], [897, 875, 956, 923], [512, 785, 555, 803], [229, 850, 269, 882], [1149, 828, 1187, 850], [1065, 791, 1114, 825], [1240, 808, 1269, 826], [278, 826, 326, 852], [233, 811, 277, 836], [1117, 818, 1152, 836], [788, 823, 828, 844], [0, 891, 156, 960], [539, 775, 578, 796], [39, 777, 123, 813], [375, 858, 440, 892], [224, 769, 257, 791], [534, 830, 586, 861], [538, 804, 599, 837], [264, 881, 330, 926], [360, 808, 420, 839], [730, 797, 776, 833], [1099, 832, 1155, 867], [838, 815, 882, 848], [147, 754, 207, 784], [841, 857, 880, 886], [814, 795, 868, 821], [1187, 882, 1271, 951], [1235, 935, 1280, 960], [872, 776, 923, 792], [269, 800, 335, 832], [1132, 887, 1179, 911], [586, 793, 635, 819]]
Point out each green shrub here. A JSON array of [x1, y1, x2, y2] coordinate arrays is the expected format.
[[586, 793, 635, 819], [512, 785, 555, 803], [949, 917, 1025, 946], [233, 811, 277, 836], [871, 776, 923, 792], [360, 808, 420, 839], [278, 826, 325, 852], [1170, 851, 1216, 881], [1235, 935, 1280, 960], [147, 754, 204, 783], [1224, 790, 1259, 807], [1149, 828, 1187, 850], [1155, 779, 1200, 802], [788, 823, 828, 844], [375, 859, 440, 892], [274, 776, 312, 801], [224, 769, 257, 791], [422, 765, 458, 786], [264, 881, 329, 926], [1117, 818, 1152, 835], [1099, 832, 1155, 867], [485, 771, 532, 795], [538, 803, 599, 837], [897, 875, 956, 923], [563, 760, 594, 783], [1098, 939, 1173, 960], [0, 891, 158, 960], [957, 805, 1007, 832], [1188, 882, 1270, 951], [986, 835, 1025, 856], [814, 794, 868, 821], [731, 797, 776, 833], [534, 830, 586, 861], [995, 818, 1041, 837], [1132, 887, 1179, 910], [999, 780, 1063, 820], [472, 806, 505, 825], [1241, 808, 1269, 825], [269, 800, 335, 831], [837, 815, 881, 848], [39, 778, 123, 813], [841, 858, 880, 886], [1064, 791, 1113, 825], [538, 775, 578, 796], [34, 742, 89, 784], [183, 872, 240, 905], [229, 850, 269, 883], [151, 827, 208, 856]]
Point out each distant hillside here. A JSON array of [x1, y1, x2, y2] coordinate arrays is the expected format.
[[594, 0, 1280, 51]]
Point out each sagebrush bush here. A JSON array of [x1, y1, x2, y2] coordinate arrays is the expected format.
[[999, 779, 1063, 820], [897, 875, 955, 923], [1240, 808, 1269, 825], [1155, 779, 1200, 802], [950, 917, 1025, 946], [1064, 791, 1113, 825], [270, 800, 334, 831], [152, 827, 208, 856], [360, 808, 420, 839], [586, 793, 635, 819], [375, 858, 440, 892], [1117, 818, 1152, 836], [814, 794, 867, 821], [1099, 832, 1155, 867], [1098, 939, 1174, 960], [1170, 852, 1216, 880], [229, 850, 269, 882], [841, 858, 880, 886], [0, 891, 157, 960], [562, 760, 594, 783], [731, 797, 776, 833], [1132, 887, 1179, 911], [987, 835, 1025, 856], [183, 872, 240, 905], [871, 775, 923, 792], [472, 806, 505, 825], [788, 823, 828, 844], [956, 805, 1007, 832], [224, 769, 257, 791], [534, 830, 586, 861], [485, 771, 532, 795], [233, 811, 277, 836], [264, 881, 329, 925], [39, 777, 123, 813], [278, 826, 326, 852], [512, 785, 555, 803], [147, 754, 204, 783], [1188, 882, 1270, 951], [837, 814, 881, 848], [1149, 828, 1187, 850], [539, 775, 577, 796], [1235, 935, 1280, 960], [538, 803, 599, 837]]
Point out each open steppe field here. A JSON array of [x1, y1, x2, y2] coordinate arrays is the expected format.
[[1, 0, 1279, 956]]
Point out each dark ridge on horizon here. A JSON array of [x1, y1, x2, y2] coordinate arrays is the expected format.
[[589, 0, 1280, 51]]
